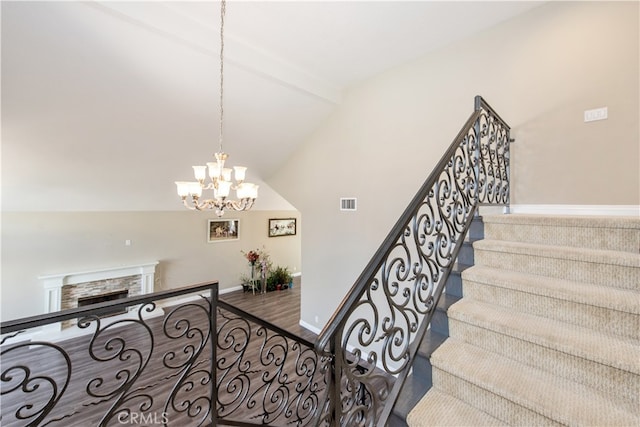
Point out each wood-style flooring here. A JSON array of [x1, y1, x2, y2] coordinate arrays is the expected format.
[[219, 275, 317, 342]]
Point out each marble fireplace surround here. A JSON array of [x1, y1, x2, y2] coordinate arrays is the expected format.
[[40, 262, 159, 332]]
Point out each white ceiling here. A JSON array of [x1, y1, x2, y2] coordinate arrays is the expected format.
[[1, 1, 542, 211]]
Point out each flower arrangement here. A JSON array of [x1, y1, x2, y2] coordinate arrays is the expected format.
[[241, 247, 271, 271], [239, 247, 292, 292], [244, 250, 260, 265]]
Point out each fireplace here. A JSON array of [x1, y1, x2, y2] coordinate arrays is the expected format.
[[40, 262, 158, 332], [77, 289, 129, 316]]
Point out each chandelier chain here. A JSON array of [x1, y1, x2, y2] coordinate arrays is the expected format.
[[219, 0, 225, 154]]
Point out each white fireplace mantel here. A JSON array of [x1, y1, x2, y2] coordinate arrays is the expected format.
[[40, 262, 159, 314]]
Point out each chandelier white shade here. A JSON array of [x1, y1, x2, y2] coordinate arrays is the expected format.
[[175, 154, 258, 216], [176, 0, 258, 216]]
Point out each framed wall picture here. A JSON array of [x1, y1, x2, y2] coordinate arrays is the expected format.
[[208, 219, 240, 243], [268, 218, 296, 237]]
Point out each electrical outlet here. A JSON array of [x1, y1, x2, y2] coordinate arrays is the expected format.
[[584, 107, 608, 122]]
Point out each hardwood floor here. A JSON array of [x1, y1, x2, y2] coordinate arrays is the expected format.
[[219, 275, 318, 342], [1, 277, 327, 427]]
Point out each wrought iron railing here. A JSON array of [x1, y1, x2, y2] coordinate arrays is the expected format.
[[315, 95, 511, 425], [1, 283, 329, 426], [1, 96, 510, 427]]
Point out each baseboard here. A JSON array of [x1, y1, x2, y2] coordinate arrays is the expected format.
[[509, 205, 639, 216], [155, 284, 242, 309], [220, 285, 244, 295], [299, 318, 322, 335]]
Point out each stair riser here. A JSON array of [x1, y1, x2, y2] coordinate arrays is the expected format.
[[431, 368, 561, 426], [392, 368, 433, 422], [431, 307, 450, 335], [410, 355, 433, 389], [457, 242, 475, 265], [468, 217, 485, 240], [475, 249, 639, 290], [444, 272, 462, 298], [448, 318, 640, 410], [484, 223, 639, 254], [463, 280, 639, 341]]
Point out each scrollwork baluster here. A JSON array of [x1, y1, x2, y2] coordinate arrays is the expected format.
[[78, 302, 156, 426], [163, 299, 213, 426], [1, 342, 71, 426], [215, 307, 328, 426]]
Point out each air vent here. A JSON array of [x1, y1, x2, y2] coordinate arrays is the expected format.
[[340, 197, 357, 211]]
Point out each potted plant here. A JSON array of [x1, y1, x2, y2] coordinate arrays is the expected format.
[[269, 266, 292, 291]]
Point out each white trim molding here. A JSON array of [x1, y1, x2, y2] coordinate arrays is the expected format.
[[39, 262, 159, 331], [299, 319, 322, 336], [508, 205, 640, 217]]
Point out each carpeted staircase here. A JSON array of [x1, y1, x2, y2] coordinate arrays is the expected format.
[[405, 213, 640, 426]]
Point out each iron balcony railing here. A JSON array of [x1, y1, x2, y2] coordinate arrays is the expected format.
[[1, 96, 511, 426], [1, 283, 330, 426]]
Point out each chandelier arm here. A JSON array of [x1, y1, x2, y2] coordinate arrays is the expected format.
[[179, 197, 201, 211], [224, 198, 256, 212], [179, 196, 256, 216]]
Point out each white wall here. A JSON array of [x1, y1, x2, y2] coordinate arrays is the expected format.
[[1, 210, 301, 321], [268, 2, 639, 330]]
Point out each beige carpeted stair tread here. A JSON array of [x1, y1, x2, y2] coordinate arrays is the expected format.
[[447, 299, 640, 374], [482, 214, 640, 230], [406, 389, 504, 427], [462, 265, 640, 314], [474, 239, 639, 290], [431, 339, 639, 426], [481, 214, 640, 253], [474, 239, 640, 268]]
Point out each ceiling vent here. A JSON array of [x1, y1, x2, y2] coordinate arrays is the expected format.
[[340, 197, 357, 211]]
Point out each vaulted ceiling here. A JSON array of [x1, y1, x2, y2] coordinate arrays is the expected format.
[[1, 1, 542, 211]]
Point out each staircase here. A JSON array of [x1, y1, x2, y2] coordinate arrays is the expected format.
[[405, 213, 640, 426]]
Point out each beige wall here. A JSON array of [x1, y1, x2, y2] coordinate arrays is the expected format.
[[1, 210, 301, 321], [269, 2, 639, 330]]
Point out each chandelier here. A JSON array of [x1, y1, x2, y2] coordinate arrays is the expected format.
[[176, 0, 258, 217]]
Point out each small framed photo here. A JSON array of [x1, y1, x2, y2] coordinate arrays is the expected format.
[[208, 219, 240, 243], [269, 218, 296, 237]]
